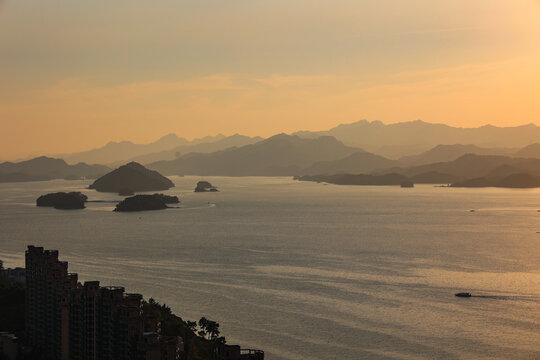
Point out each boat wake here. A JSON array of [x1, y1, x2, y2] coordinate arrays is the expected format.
[[471, 295, 540, 302]]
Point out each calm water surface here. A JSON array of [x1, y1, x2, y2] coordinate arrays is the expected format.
[[0, 177, 539, 359]]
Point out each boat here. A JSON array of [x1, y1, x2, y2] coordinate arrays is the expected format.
[[455, 292, 472, 297], [400, 180, 414, 188]]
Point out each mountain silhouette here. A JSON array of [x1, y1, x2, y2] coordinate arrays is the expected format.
[[120, 134, 263, 166], [399, 154, 540, 179], [89, 162, 174, 192], [294, 120, 540, 157], [0, 156, 109, 182], [59, 134, 226, 165], [148, 134, 361, 176], [301, 151, 399, 175], [514, 143, 540, 158], [398, 144, 512, 166]]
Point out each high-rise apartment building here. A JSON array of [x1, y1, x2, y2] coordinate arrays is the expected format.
[[25, 246, 180, 360], [25, 246, 76, 360]]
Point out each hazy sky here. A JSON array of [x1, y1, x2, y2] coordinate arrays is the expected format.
[[1, 0, 540, 159]]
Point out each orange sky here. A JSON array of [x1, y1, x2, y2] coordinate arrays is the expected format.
[[1, 0, 539, 160]]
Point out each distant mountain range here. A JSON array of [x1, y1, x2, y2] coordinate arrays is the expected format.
[[58, 134, 191, 165], [293, 141, 540, 181], [0, 157, 109, 183], [50, 120, 540, 166], [148, 134, 361, 176], [397, 144, 514, 166], [294, 120, 540, 158], [395, 154, 540, 180], [59, 133, 261, 166], [119, 134, 263, 167], [43, 119, 540, 168], [298, 154, 540, 188], [3, 120, 540, 186], [4, 137, 540, 183]]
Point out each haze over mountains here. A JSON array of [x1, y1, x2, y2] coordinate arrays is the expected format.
[[294, 120, 540, 158], [148, 134, 361, 176], [48, 120, 540, 166], [2, 120, 540, 186], [124, 134, 263, 167], [59, 134, 261, 166], [514, 143, 540, 158], [393, 154, 540, 180], [397, 144, 513, 166]]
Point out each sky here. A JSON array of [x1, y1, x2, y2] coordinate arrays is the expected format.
[[1, 0, 540, 159]]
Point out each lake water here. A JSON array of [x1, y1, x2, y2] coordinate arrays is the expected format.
[[0, 177, 539, 359]]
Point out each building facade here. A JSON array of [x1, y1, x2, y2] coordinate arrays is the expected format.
[[25, 246, 179, 360], [0, 332, 20, 360]]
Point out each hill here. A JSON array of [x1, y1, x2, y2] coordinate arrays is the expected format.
[[514, 143, 540, 158], [0, 156, 110, 183], [89, 162, 174, 192], [148, 134, 361, 176], [300, 151, 399, 175]]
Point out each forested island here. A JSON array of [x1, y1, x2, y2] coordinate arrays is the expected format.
[[36, 192, 88, 209]]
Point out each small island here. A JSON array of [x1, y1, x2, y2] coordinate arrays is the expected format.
[[114, 194, 168, 212], [152, 193, 180, 204], [194, 181, 219, 192], [90, 162, 174, 193], [36, 192, 88, 210], [400, 180, 414, 188]]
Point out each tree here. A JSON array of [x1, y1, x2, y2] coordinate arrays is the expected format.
[[160, 303, 171, 314], [206, 320, 220, 340], [197, 317, 221, 340], [198, 317, 209, 338], [186, 320, 197, 333]]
